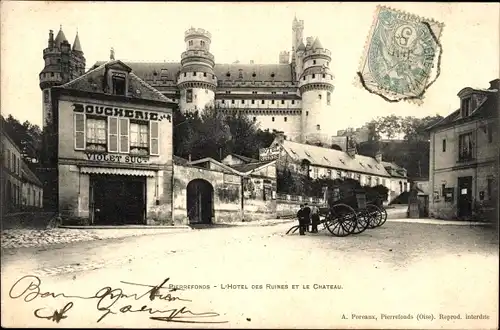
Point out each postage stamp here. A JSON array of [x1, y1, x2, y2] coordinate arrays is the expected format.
[[356, 6, 445, 104]]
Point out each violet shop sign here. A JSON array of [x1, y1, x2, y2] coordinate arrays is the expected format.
[[85, 152, 149, 164]]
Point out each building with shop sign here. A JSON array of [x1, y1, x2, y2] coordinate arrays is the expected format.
[[427, 79, 499, 220], [40, 59, 176, 225], [259, 134, 410, 204]]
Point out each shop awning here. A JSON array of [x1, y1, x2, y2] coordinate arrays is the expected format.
[[80, 166, 157, 177]]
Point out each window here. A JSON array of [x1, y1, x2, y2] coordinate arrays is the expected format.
[[238, 70, 243, 79], [203, 72, 207, 77], [112, 75, 126, 96], [242, 100, 245, 104], [283, 91, 288, 94], [232, 100, 235, 104], [225, 91, 231, 94], [184, 72, 187, 77], [272, 117, 275, 122], [44, 90, 49, 103], [193, 72, 197, 77], [200, 40, 205, 47], [313, 60, 316, 65], [306, 111, 309, 116], [318, 94, 322, 99], [487, 178, 494, 200], [222, 100, 225, 104], [367, 176, 372, 186], [313, 167, 319, 178], [356, 174, 361, 182], [284, 117, 287, 122], [86, 117, 107, 147], [442, 139, 446, 152], [272, 100, 275, 104], [312, 74, 316, 78], [322, 74, 326, 78], [253, 117, 256, 122], [252, 91, 258, 94], [316, 124, 320, 131], [458, 132, 474, 161], [327, 92, 331, 105], [375, 177, 380, 185], [488, 123, 494, 143], [271, 92, 277, 94], [186, 89, 193, 103], [130, 122, 149, 153], [251, 100, 255, 104], [461, 98, 472, 117], [188, 40, 193, 46], [441, 184, 445, 197], [281, 100, 285, 104], [337, 171, 341, 178], [261, 100, 265, 104], [327, 169, 332, 178], [292, 100, 295, 105]]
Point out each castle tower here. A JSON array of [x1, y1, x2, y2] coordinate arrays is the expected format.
[[177, 27, 217, 113], [298, 37, 335, 144], [39, 26, 85, 127]]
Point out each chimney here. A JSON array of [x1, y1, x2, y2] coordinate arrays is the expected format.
[[275, 131, 286, 144], [375, 151, 383, 163], [48, 30, 54, 47], [489, 78, 500, 90]]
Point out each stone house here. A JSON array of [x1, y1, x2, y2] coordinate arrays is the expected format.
[[427, 78, 499, 220]]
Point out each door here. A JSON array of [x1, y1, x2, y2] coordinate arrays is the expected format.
[[457, 176, 473, 218]]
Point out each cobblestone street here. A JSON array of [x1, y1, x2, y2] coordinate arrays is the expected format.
[[1, 221, 498, 329]]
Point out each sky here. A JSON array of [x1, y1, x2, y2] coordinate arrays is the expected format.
[[1, 2, 499, 133]]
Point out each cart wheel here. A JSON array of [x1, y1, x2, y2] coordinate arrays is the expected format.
[[366, 204, 383, 228], [286, 225, 300, 235], [351, 208, 371, 234], [378, 206, 388, 226], [325, 203, 357, 237]]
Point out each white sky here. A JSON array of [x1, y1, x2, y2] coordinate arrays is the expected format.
[[1, 2, 499, 131]]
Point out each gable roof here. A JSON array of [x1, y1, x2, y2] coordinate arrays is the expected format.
[[230, 160, 276, 174], [279, 140, 392, 177], [427, 86, 498, 131], [228, 153, 260, 164], [62, 60, 173, 103], [189, 157, 243, 175]]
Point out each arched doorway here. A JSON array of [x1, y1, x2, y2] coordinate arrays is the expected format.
[[186, 179, 214, 224]]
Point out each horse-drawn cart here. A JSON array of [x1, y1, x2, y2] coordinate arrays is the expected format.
[[286, 181, 388, 237]]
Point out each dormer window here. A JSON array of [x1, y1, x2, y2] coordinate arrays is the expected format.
[[238, 69, 243, 79], [112, 74, 126, 96], [461, 97, 472, 117]]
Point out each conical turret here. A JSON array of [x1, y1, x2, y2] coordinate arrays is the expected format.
[[72, 31, 83, 53], [54, 25, 68, 48]]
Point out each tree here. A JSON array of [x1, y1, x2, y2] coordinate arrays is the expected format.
[[172, 106, 276, 161], [2, 114, 43, 167]]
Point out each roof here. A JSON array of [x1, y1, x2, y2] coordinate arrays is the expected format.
[[54, 27, 67, 47], [21, 162, 43, 187], [189, 157, 242, 175], [311, 37, 323, 49], [93, 61, 294, 82], [72, 32, 83, 52], [61, 60, 172, 103], [228, 153, 260, 164], [382, 161, 407, 178], [279, 140, 392, 177], [297, 41, 306, 52], [230, 160, 275, 174], [173, 155, 191, 166], [427, 86, 498, 131]]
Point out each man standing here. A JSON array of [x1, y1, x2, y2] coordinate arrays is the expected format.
[[303, 203, 312, 232], [296, 204, 306, 235], [310, 204, 320, 233]]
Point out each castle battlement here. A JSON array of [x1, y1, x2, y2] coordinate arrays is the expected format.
[[303, 48, 332, 59], [184, 28, 212, 40]]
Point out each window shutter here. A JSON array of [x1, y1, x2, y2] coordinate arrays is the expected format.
[[74, 113, 86, 150], [150, 121, 160, 156], [119, 118, 129, 153], [108, 117, 119, 153]]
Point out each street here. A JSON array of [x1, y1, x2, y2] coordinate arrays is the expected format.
[[1, 221, 498, 329]]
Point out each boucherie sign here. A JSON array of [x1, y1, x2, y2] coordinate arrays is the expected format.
[[73, 103, 160, 121]]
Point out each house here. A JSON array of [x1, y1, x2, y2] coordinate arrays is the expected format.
[[172, 156, 277, 224], [259, 133, 410, 203], [427, 78, 499, 220], [41, 59, 177, 225]]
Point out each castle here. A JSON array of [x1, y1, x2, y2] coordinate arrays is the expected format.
[[39, 17, 338, 145]]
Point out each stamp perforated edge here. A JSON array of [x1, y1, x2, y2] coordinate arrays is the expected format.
[[353, 5, 446, 105]]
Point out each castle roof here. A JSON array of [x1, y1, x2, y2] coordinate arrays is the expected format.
[[297, 41, 306, 51], [277, 139, 392, 178], [72, 32, 83, 52], [54, 27, 68, 47], [311, 37, 323, 50], [92, 61, 294, 82], [61, 60, 172, 103]]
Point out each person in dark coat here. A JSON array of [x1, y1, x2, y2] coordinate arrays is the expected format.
[[296, 204, 306, 235], [302, 203, 311, 232], [310, 204, 320, 233]]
